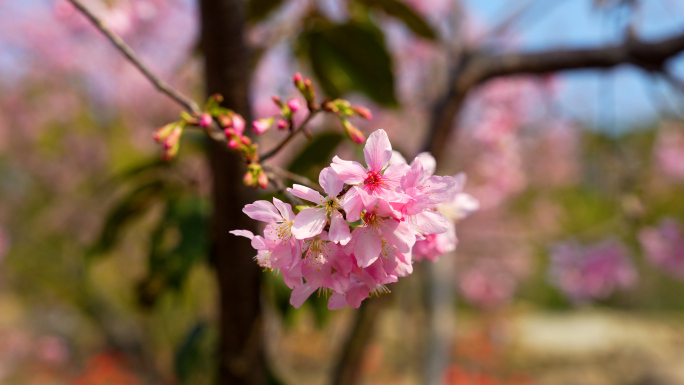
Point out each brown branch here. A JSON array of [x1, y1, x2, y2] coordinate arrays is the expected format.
[[424, 29, 684, 158], [262, 164, 322, 193], [67, 0, 201, 114], [259, 109, 320, 161]]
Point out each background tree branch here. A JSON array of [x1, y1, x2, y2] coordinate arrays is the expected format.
[[424, 29, 684, 159]]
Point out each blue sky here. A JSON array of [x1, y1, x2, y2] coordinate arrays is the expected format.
[[463, 0, 684, 132]]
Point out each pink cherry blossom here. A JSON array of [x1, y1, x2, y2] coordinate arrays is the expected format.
[[639, 218, 684, 279], [288, 167, 351, 244]]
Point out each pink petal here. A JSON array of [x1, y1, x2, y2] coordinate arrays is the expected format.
[[319, 167, 344, 197], [389, 150, 407, 165], [383, 163, 411, 189], [342, 186, 365, 222], [329, 210, 352, 245], [229, 229, 254, 240], [331, 156, 367, 184], [382, 219, 416, 253], [290, 282, 315, 308], [423, 175, 457, 205], [292, 209, 327, 239], [272, 197, 296, 221], [414, 152, 436, 176], [243, 200, 281, 223], [288, 184, 325, 205], [363, 129, 392, 172], [415, 210, 450, 235], [346, 282, 371, 308], [328, 292, 348, 310], [352, 226, 383, 268], [401, 159, 425, 190]]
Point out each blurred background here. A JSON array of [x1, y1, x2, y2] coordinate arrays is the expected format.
[[2, 0, 684, 384]]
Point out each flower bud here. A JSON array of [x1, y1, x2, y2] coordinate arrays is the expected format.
[[277, 120, 288, 130], [228, 139, 239, 149], [340, 117, 365, 144], [199, 112, 212, 128], [243, 171, 254, 186], [352, 106, 373, 120], [252, 118, 274, 134], [240, 136, 252, 145], [258, 172, 268, 189], [303, 78, 315, 103], [163, 126, 183, 150], [224, 128, 235, 137], [218, 114, 232, 128], [162, 135, 181, 160], [153, 123, 176, 143], [287, 98, 301, 113], [293, 73, 304, 89], [271, 96, 283, 107], [232, 114, 246, 136], [210, 93, 224, 103]]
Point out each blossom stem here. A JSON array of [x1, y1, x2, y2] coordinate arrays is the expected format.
[[66, 0, 201, 114], [259, 109, 320, 161]]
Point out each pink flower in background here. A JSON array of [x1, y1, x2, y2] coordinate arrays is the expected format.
[[548, 239, 637, 303], [639, 218, 684, 279], [459, 258, 518, 309], [654, 122, 684, 180]]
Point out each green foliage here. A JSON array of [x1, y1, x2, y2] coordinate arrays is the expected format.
[[288, 131, 345, 180], [298, 21, 398, 106], [359, 0, 437, 40], [175, 322, 216, 385]]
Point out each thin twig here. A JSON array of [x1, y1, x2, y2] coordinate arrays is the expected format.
[[67, 0, 201, 113], [262, 164, 322, 193], [259, 109, 320, 161]]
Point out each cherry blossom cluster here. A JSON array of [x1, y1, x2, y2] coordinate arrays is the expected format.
[[231, 129, 478, 309]]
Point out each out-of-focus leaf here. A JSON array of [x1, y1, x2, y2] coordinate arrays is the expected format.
[[138, 196, 210, 306], [175, 323, 215, 385], [360, 0, 437, 40], [288, 131, 344, 180], [298, 21, 397, 106], [89, 180, 166, 257], [246, 0, 283, 22]]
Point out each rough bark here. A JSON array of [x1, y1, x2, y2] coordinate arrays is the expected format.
[[199, 1, 264, 384]]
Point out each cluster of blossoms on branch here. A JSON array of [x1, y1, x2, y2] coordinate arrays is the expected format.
[[231, 129, 478, 309], [152, 73, 371, 188]]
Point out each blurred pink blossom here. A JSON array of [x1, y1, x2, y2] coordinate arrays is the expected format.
[[639, 218, 684, 279], [548, 239, 637, 303], [459, 258, 518, 309]]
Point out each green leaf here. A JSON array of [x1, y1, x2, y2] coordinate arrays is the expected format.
[[174, 323, 215, 385], [246, 0, 283, 22], [360, 0, 437, 40], [89, 180, 166, 257], [299, 21, 397, 106], [288, 131, 345, 180]]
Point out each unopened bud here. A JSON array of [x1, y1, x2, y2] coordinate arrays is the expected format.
[[287, 98, 301, 113], [352, 106, 373, 120], [232, 114, 245, 136], [240, 136, 252, 145], [293, 73, 304, 89], [199, 112, 212, 128], [277, 120, 288, 130], [210, 93, 223, 103], [252, 118, 274, 134], [340, 118, 365, 144], [218, 114, 232, 128], [228, 139, 239, 149], [163, 126, 183, 150], [303, 78, 315, 103], [243, 171, 254, 186], [162, 135, 181, 160], [271, 96, 283, 107], [258, 172, 268, 189], [224, 128, 235, 137], [153, 123, 176, 143]]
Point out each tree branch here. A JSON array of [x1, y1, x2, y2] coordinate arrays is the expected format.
[[259, 109, 320, 162], [424, 29, 684, 158], [67, 0, 201, 114]]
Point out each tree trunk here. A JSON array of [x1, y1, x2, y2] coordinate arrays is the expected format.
[[199, 1, 265, 384]]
